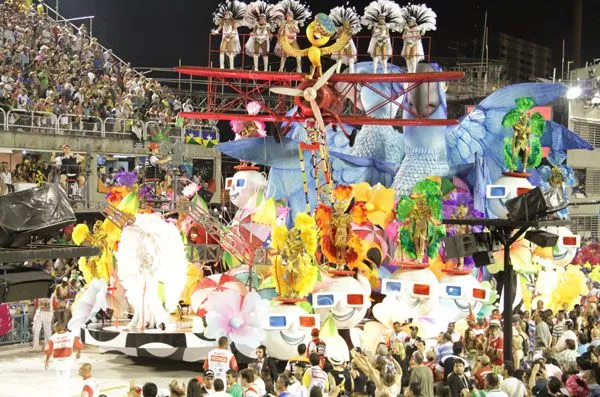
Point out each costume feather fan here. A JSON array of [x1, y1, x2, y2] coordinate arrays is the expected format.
[[213, 0, 247, 25], [361, 0, 404, 29], [329, 5, 362, 35], [273, 0, 311, 27], [243, 0, 278, 28], [400, 3, 437, 32]]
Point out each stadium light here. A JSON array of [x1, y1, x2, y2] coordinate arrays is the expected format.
[[566, 85, 582, 99]]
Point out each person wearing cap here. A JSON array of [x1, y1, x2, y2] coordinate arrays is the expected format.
[[484, 319, 504, 365], [406, 325, 424, 359], [52, 144, 85, 188], [307, 328, 326, 366], [204, 369, 216, 394], [472, 354, 493, 390], [204, 336, 238, 388]]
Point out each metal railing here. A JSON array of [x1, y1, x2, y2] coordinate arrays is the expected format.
[[1, 109, 219, 144]]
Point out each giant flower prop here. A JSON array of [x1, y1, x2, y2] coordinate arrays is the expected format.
[[271, 212, 319, 298], [537, 151, 575, 218], [204, 289, 269, 348], [315, 185, 365, 271], [396, 179, 445, 262], [351, 182, 395, 228]]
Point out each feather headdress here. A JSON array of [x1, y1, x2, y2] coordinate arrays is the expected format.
[[329, 4, 362, 35], [400, 3, 437, 32], [361, 0, 404, 29], [243, 0, 278, 28], [273, 0, 311, 27], [213, 0, 246, 25]]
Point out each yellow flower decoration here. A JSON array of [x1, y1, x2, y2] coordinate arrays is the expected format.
[[300, 227, 318, 256], [72, 224, 90, 245], [351, 182, 395, 228], [271, 225, 288, 251], [295, 212, 316, 229]]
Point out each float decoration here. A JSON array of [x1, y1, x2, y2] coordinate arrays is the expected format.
[[270, 212, 319, 299], [212, 0, 246, 69], [442, 191, 483, 270], [396, 178, 445, 262], [399, 3, 436, 73], [273, 0, 312, 73], [204, 289, 269, 348], [244, 0, 277, 72], [329, 5, 362, 73], [361, 0, 403, 73], [230, 101, 267, 140], [278, 12, 352, 78], [537, 151, 575, 219], [315, 185, 365, 272], [502, 97, 546, 174]]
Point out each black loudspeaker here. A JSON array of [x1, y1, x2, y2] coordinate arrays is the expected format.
[[0, 265, 54, 303]]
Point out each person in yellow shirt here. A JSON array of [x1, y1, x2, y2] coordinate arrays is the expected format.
[[285, 343, 311, 374]]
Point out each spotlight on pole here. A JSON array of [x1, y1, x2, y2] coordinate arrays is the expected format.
[[505, 187, 567, 221], [566, 85, 582, 99], [523, 230, 559, 247], [441, 232, 501, 267]]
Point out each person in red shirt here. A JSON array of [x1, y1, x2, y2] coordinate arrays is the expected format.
[[45, 321, 84, 396], [307, 328, 326, 367], [485, 319, 504, 365]]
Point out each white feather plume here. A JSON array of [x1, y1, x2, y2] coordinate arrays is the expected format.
[[273, 0, 312, 27], [213, 0, 247, 26], [243, 0, 278, 29], [401, 3, 437, 32], [329, 4, 362, 35], [361, 0, 404, 29]]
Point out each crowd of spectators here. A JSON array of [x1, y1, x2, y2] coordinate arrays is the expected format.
[[0, 0, 187, 126]]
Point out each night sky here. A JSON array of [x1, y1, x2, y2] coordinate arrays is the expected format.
[[55, 0, 600, 73]]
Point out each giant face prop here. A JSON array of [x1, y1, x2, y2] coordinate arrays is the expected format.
[[486, 175, 533, 219], [225, 170, 267, 209], [534, 226, 580, 267], [312, 274, 371, 329], [438, 273, 489, 323], [264, 303, 320, 360], [373, 267, 439, 326]]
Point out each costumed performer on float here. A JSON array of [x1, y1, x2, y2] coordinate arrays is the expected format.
[[361, 0, 403, 74], [273, 0, 311, 73], [399, 3, 436, 73], [329, 5, 362, 74], [212, 0, 246, 70], [52, 143, 85, 189], [244, 0, 277, 72], [230, 101, 267, 140]]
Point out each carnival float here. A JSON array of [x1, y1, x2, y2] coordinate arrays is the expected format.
[[66, 0, 596, 363]]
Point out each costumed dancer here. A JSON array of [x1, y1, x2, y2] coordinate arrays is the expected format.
[[230, 101, 267, 140], [212, 0, 246, 69], [244, 1, 277, 72], [400, 3, 436, 73], [329, 5, 361, 74], [273, 0, 311, 73], [361, 0, 403, 74], [31, 297, 53, 351]]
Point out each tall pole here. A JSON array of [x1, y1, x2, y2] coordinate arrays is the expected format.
[[503, 230, 514, 364], [561, 39, 565, 81], [480, 10, 487, 83], [573, 0, 583, 67]]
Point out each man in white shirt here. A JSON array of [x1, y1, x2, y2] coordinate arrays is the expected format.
[[485, 373, 509, 397], [204, 336, 238, 388], [500, 361, 527, 397], [79, 363, 100, 397], [554, 319, 578, 352], [0, 162, 12, 192], [213, 378, 233, 397]]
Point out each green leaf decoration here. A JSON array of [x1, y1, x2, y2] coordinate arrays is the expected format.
[[295, 301, 313, 314], [527, 137, 543, 168], [530, 113, 546, 137], [515, 97, 535, 112], [412, 179, 441, 196], [441, 178, 456, 197], [320, 314, 337, 338], [175, 116, 184, 128], [260, 275, 276, 289]]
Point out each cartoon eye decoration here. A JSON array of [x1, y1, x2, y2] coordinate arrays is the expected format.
[[312, 292, 366, 308], [381, 278, 432, 298], [440, 284, 489, 302], [486, 185, 531, 199], [265, 314, 319, 330]]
